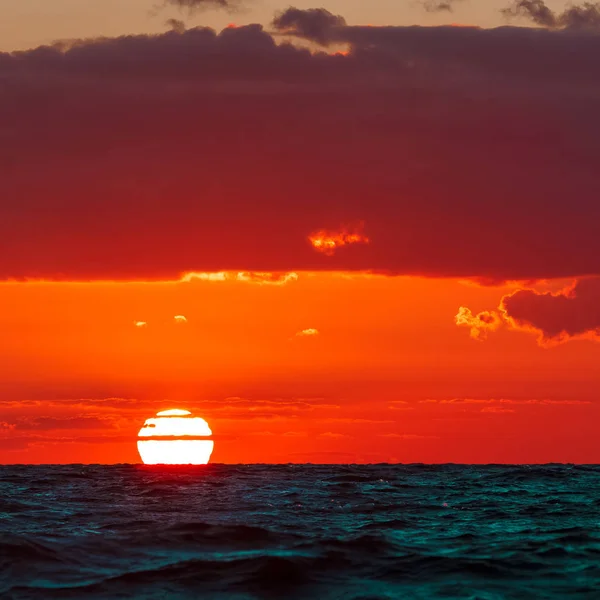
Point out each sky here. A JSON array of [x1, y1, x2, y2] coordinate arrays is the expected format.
[[0, 0, 571, 51], [1, 0, 600, 463]]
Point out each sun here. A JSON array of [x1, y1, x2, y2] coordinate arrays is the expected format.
[[137, 409, 214, 465]]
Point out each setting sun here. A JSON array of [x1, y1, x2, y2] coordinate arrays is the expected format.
[[137, 409, 214, 465]]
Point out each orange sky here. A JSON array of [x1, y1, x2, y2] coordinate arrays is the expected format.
[[2, 273, 600, 464], [2, 1, 600, 464], [0, 0, 520, 51]]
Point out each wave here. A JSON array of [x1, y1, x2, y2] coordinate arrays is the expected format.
[[3, 464, 600, 599]]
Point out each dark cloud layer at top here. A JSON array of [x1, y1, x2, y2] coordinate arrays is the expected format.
[[1, 16, 600, 281]]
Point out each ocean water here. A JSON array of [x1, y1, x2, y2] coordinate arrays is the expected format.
[[2, 465, 600, 599]]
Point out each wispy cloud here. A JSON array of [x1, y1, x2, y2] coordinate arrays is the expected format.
[[181, 272, 298, 285], [481, 406, 515, 414], [282, 431, 308, 437], [421, 0, 464, 13], [162, 0, 240, 14], [378, 433, 438, 439], [11, 416, 118, 431], [418, 398, 592, 409], [388, 401, 414, 411]]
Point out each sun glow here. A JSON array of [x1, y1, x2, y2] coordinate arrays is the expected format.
[[137, 409, 214, 465]]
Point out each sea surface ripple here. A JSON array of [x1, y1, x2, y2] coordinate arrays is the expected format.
[[2, 464, 600, 599]]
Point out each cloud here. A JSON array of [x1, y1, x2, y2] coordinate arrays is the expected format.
[[388, 401, 414, 411], [0, 434, 56, 451], [440, 398, 494, 404], [502, 0, 558, 26], [499, 399, 591, 405], [166, 18, 187, 33], [560, 2, 600, 29], [180, 272, 229, 282], [501, 278, 600, 345], [234, 272, 299, 285], [0, 397, 340, 415], [455, 307, 502, 340], [481, 406, 515, 414], [322, 418, 395, 424], [272, 7, 347, 46], [296, 328, 319, 337], [0, 432, 135, 451], [319, 431, 351, 438], [420, 397, 592, 406], [502, 0, 600, 30], [180, 272, 298, 285], [12, 416, 117, 431], [422, 0, 463, 13], [0, 398, 343, 446], [204, 398, 339, 420], [309, 223, 370, 256], [2, 21, 600, 281], [378, 433, 437, 439], [163, 0, 239, 13]]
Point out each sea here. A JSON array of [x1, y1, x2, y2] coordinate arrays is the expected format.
[[2, 464, 600, 599]]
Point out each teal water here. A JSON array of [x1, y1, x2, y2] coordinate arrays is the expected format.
[[2, 464, 600, 599]]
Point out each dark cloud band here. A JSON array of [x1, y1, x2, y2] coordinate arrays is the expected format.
[[1, 18, 600, 281]]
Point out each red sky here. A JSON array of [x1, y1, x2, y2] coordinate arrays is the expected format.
[[1, 2, 600, 463]]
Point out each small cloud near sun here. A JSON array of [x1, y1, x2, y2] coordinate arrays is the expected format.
[[309, 222, 369, 256], [174, 315, 187, 323], [296, 328, 320, 337], [134, 320, 148, 328]]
